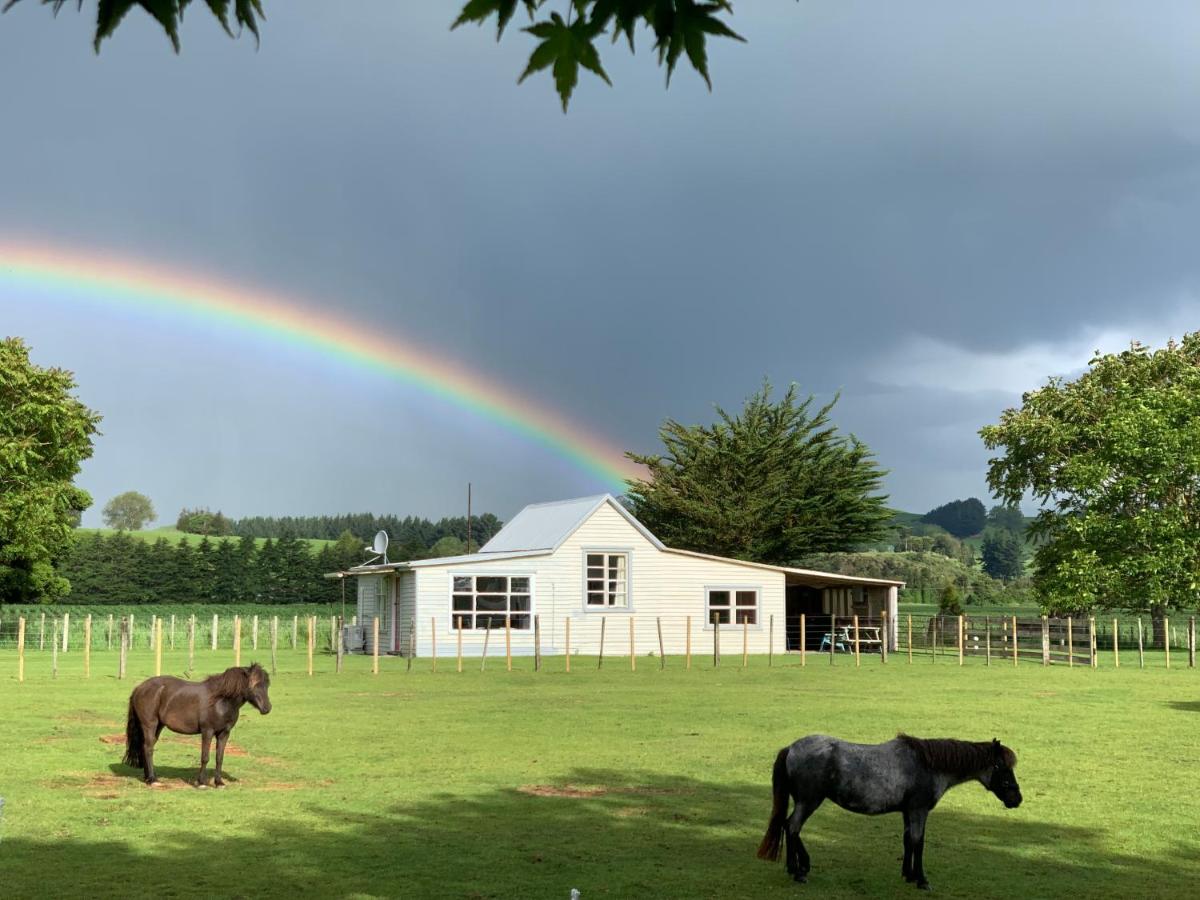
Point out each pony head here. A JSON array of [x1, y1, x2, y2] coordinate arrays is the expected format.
[[985, 738, 1021, 808], [246, 663, 272, 715]]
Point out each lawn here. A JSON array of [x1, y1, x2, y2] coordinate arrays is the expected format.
[[1, 646, 1197, 899]]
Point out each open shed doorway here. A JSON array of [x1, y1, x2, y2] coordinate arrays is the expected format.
[[786, 585, 824, 651]]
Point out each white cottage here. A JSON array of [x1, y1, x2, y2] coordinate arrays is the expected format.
[[340, 495, 903, 657]]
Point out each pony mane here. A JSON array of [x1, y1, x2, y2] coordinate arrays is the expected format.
[[897, 734, 1016, 774], [204, 665, 252, 701]]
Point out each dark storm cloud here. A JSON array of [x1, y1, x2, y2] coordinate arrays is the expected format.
[[2, 1, 1198, 522]]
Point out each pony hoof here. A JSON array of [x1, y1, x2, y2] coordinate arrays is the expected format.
[[917, 882, 932, 891], [792, 874, 807, 884], [195, 783, 209, 790]]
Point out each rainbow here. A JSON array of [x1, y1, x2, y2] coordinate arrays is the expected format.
[[0, 241, 641, 489]]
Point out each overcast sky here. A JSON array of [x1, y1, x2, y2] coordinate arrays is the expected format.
[[2, 1, 1198, 526]]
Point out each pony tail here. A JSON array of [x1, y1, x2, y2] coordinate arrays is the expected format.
[[756, 747, 790, 862], [122, 694, 145, 768]]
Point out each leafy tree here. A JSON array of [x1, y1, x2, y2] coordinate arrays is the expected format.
[[0, 337, 101, 603], [102, 490, 156, 531], [981, 335, 1200, 633], [6, 1, 747, 111], [428, 535, 467, 558], [625, 383, 891, 564], [176, 506, 233, 536], [921, 498, 986, 538], [980, 528, 1023, 582], [937, 583, 963, 616]]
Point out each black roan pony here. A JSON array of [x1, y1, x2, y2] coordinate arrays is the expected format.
[[758, 733, 1022, 890], [122, 663, 272, 787]]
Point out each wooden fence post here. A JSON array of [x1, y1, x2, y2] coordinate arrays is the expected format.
[[62, 612, 70, 653], [408, 617, 416, 666], [534, 614, 542, 671], [880, 610, 888, 664], [630, 616, 636, 672], [1113, 617, 1119, 668], [1165, 616, 1171, 669], [430, 617, 437, 673], [957, 615, 964, 666], [1189, 617, 1196, 669], [742, 618, 749, 669], [854, 614, 864, 672], [39, 612, 45, 651], [293, 615, 299, 650], [272, 616, 279, 675], [480, 623, 491, 672], [598, 617, 606, 668], [505, 617, 512, 672], [1089, 617, 1097, 669], [107, 614, 113, 651], [685, 616, 691, 670], [768, 614, 774, 668], [84, 615, 92, 679], [1067, 617, 1074, 667], [713, 618, 721, 668], [565, 618, 571, 673], [212, 614, 219, 652], [119, 617, 128, 679], [308, 616, 315, 677], [252, 615, 259, 652], [17, 616, 25, 683], [170, 614, 175, 651], [984, 616, 991, 666], [331, 616, 337, 654], [907, 614, 912, 664], [657, 617, 665, 669], [456, 617, 463, 673], [372, 616, 379, 675], [1137, 618, 1145, 668], [188, 615, 196, 677], [155, 617, 163, 676], [52, 619, 59, 678], [233, 615, 242, 667]]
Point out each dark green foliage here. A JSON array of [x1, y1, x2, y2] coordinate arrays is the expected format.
[[7, 1, 749, 111], [2, 0, 264, 51], [800, 549, 1012, 607], [0, 337, 101, 603], [981, 527, 1024, 582], [625, 383, 892, 564], [231, 512, 502, 546], [986, 504, 1027, 535], [921, 498, 986, 538], [101, 490, 156, 531], [175, 506, 234, 536], [937, 583, 963, 616]]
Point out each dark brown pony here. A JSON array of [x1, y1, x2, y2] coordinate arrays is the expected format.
[[122, 663, 272, 787]]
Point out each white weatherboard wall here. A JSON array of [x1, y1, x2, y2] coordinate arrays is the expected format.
[[408, 501, 787, 658]]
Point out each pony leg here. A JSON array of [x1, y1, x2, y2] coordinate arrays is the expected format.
[[213, 731, 229, 787], [786, 798, 822, 883], [908, 809, 930, 890], [196, 730, 213, 787], [902, 811, 912, 881], [140, 715, 160, 784]]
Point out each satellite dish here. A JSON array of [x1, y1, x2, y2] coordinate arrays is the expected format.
[[373, 530, 389, 563]]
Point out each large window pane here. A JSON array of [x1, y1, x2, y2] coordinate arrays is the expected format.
[[509, 614, 530, 630], [452, 595, 472, 611], [453, 576, 472, 592], [587, 554, 604, 567], [476, 594, 507, 611], [735, 608, 757, 625], [511, 595, 531, 611], [510, 577, 530, 592], [709, 591, 730, 607], [476, 576, 508, 593], [736, 591, 756, 606], [587, 592, 605, 605]]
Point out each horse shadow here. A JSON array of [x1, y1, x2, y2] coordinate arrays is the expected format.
[[2, 767, 1196, 898], [1165, 700, 1200, 713], [108, 762, 239, 785]]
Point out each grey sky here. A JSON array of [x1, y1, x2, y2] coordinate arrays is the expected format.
[[2, 2, 1198, 526]]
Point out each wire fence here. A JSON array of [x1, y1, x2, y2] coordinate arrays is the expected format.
[[2, 608, 1197, 680]]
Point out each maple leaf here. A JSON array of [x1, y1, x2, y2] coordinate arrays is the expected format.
[[519, 11, 611, 112], [652, 0, 744, 89]]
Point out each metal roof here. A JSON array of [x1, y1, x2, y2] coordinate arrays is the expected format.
[[478, 494, 665, 554]]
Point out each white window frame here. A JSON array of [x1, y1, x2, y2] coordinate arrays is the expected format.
[[582, 548, 633, 611], [447, 572, 536, 631], [704, 585, 762, 629]]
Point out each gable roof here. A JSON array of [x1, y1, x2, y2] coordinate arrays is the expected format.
[[479, 494, 665, 554]]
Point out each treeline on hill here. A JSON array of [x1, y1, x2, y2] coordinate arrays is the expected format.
[[174, 506, 503, 547]]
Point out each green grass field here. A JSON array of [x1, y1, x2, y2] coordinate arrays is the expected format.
[[1, 646, 1197, 899]]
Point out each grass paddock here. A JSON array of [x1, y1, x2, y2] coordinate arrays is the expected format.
[[1, 647, 1198, 899]]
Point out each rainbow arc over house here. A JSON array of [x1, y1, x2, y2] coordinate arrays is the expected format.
[[0, 241, 639, 489]]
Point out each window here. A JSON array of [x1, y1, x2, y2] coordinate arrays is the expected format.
[[706, 588, 758, 625], [585, 552, 628, 607], [451, 575, 532, 630]]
